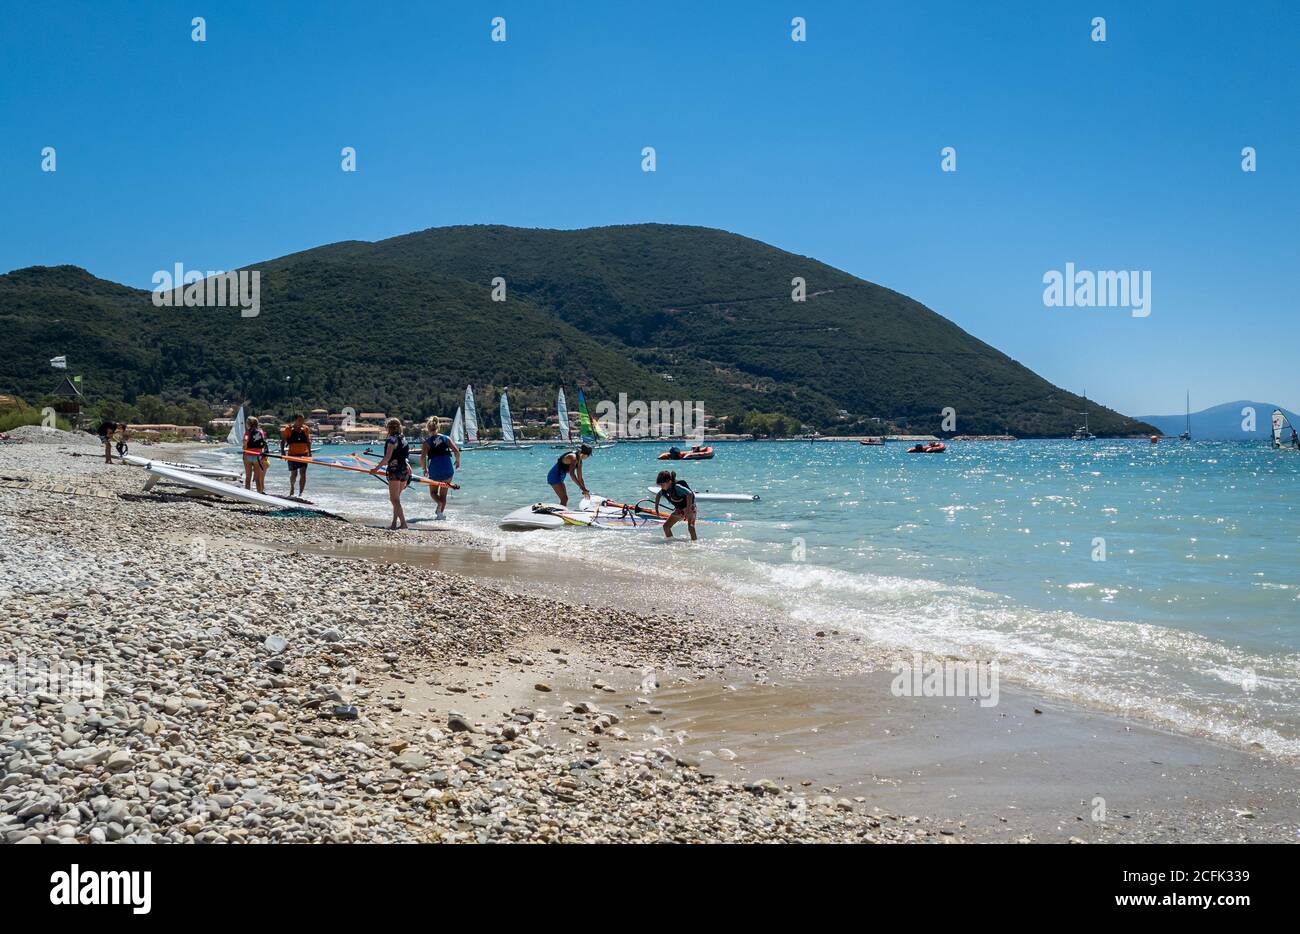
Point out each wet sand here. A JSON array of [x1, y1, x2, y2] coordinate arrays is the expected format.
[[299, 537, 1300, 843]]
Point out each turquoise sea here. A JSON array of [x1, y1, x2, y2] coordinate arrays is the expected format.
[[207, 439, 1300, 758]]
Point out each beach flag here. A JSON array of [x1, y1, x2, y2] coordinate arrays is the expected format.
[[73, 375, 82, 385], [50, 355, 67, 369]]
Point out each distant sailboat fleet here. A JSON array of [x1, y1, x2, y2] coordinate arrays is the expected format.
[[447, 384, 612, 451]]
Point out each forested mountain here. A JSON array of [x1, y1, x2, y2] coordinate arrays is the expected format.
[[0, 224, 1154, 436]]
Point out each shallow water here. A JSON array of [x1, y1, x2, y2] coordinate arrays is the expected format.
[[205, 439, 1300, 758]]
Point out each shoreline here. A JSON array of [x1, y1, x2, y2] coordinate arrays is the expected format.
[[2, 432, 1297, 842]]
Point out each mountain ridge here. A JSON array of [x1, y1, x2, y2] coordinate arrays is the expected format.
[[2, 224, 1156, 437]]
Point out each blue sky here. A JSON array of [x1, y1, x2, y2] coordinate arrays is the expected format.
[[2, 1, 1297, 416]]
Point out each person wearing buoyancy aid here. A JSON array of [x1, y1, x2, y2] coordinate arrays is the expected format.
[[547, 443, 593, 507], [375, 417, 412, 530], [421, 417, 461, 520], [653, 469, 698, 541], [242, 416, 269, 494], [280, 413, 313, 496]]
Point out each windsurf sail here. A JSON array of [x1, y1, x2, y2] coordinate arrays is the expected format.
[[464, 385, 479, 444], [557, 388, 570, 441], [450, 407, 465, 446], [226, 406, 246, 447], [500, 389, 515, 444], [1273, 409, 1284, 448], [576, 389, 610, 441]]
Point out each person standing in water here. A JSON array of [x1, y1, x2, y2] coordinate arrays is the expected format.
[[653, 469, 698, 541], [374, 417, 411, 530], [547, 443, 593, 506], [279, 413, 313, 497], [242, 416, 269, 494], [420, 417, 460, 520]]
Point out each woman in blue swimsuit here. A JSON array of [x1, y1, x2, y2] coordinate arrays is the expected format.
[[421, 417, 461, 520], [548, 443, 593, 506]]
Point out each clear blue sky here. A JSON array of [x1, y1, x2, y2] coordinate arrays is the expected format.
[[2, 1, 1297, 416]]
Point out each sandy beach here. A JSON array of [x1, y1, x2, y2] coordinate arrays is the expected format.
[[2, 428, 1297, 844]]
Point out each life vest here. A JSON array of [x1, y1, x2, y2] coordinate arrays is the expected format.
[[283, 424, 311, 456], [664, 479, 693, 509], [425, 434, 452, 458]]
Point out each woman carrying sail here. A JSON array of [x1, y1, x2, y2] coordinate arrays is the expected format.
[[421, 417, 461, 519], [242, 416, 269, 494], [653, 470, 698, 541], [548, 443, 594, 507], [374, 417, 412, 530]]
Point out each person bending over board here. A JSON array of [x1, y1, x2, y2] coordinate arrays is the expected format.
[[242, 416, 269, 494], [548, 443, 593, 507], [653, 469, 698, 541], [96, 420, 118, 464], [421, 417, 461, 520], [375, 417, 412, 530], [280, 413, 313, 497]]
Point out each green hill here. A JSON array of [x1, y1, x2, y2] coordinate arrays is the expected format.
[[0, 224, 1153, 437]]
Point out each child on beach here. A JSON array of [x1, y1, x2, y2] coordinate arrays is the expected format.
[[242, 416, 269, 494], [421, 417, 460, 520], [548, 443, 593, 506], [375, 418, 411, 530], [653, 469, 698, 541], [96, 420, 118, 464]]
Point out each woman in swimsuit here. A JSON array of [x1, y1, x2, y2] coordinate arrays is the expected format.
[[374, 417, 412, 529], [421, 417, 461, 520], [242, 416, 269, 494], [547, 443, 593, 507]]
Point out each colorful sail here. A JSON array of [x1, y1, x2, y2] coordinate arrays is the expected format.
[[464, 385, 479, 443], [557, 389, 570, 441], [576, 390, 594, 441], [1272, 409, 1284, 448], [226, 405, 246, 447], [499, 389, 515, 444], [450, 407, 465, 446]]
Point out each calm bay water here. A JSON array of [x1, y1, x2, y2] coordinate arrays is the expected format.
[[208, 439, 1300, 757]]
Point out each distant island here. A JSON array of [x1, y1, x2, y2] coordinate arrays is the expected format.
[[1139, 400, 1298, 441], [1, 224, 1156, 438]]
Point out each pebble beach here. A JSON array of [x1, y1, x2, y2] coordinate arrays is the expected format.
[[0, 428, 931, 844]]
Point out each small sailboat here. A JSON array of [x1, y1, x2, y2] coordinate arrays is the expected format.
[[226, 405, 246, 447], [464, 385, 480, 445], [450, 407, 465, 447], [1179, 391, 1191, 440], [557, 388, 570, 442], [489, 388, 524, 449], [1071, 394, 1096, 440], [576, 389, 614, 449]]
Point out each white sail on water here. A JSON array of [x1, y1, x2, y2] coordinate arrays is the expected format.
[[556, 389, 570, 441], [464, 385, 479, 443], [450, 407, 465, 447], [1272, 409, 1284, 448], [499, 390, 515, 444], [226, 405, 246, 447]]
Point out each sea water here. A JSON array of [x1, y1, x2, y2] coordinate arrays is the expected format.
[[209, 440, 1300, 758]]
